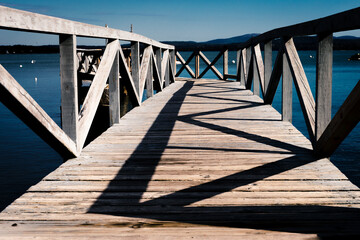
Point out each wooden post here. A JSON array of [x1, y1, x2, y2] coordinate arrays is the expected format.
[[223, 49, 228, 80], [240, 48, 247, 86], [264, 41, 272, 94], [109, 45, 120, 126], [131, 41, 140, 96], [146, 53, 154, 98], [59, 34, 78, 143], [245, 47, 253, 89], [282, 49, 293, 122], [253, 50, 260, 96], [155, 48, 162, 85], [315, 33, 333, 141], [236, 50, 241, 82], [170, 49, 176, 79], [195, 51, 200, 79]]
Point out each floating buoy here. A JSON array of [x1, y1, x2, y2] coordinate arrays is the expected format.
[[232, 60, 235, 64], [31, 60, 36, 64], [19, 65, 23, 68], [35, 77, 38, 82]]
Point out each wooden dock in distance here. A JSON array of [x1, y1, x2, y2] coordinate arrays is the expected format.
[[1, 78, 360, 239]]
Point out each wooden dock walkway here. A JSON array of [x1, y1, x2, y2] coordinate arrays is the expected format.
[[1, 78, 360, 239]]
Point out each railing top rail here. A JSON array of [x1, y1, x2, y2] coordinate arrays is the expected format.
[[0, 6, 174, 50], [240, 7, 360, 49]]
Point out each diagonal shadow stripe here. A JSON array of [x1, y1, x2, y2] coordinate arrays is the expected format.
[[142, 155, 317, 207], [178, 117, 310, 153]]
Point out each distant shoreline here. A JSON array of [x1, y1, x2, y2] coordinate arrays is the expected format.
[[1, 35, 359, 54]]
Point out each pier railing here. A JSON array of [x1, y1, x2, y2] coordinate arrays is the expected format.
[[176, 7, 360, 158], [0, 6, 175, 158]]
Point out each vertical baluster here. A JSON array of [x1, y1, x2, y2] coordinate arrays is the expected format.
[[146, 50, 154, 98], [59, 34, 78, 144], [253, 49, 260, 96], [131, 41, 140, 96], [109, 44, 120, 125], [282, 45, 293, 122], [236, 49, 241, 82], [195, 51, 200, 79], [223, 49, 228, 80], [315, 33, 333, 142], [264, 41, 272, 95]]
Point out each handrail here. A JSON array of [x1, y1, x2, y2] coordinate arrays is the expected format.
[[0, 6, 176, 158], [240, 7, 360, 49], [175, 6, 360, 158], [0, 6, 174, 50]]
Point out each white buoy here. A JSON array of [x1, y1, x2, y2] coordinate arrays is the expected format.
[[31, 60, 36, 64], [232, 60, 235, 64], [19, 65, 23, 68], [35, 77, 38, 82]]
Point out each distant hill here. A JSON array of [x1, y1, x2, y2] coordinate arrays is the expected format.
[[163, 34, 360, 51], [1, 35, 359, 54]]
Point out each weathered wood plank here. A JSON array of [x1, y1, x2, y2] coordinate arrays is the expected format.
[[130, 41, 140, 96], [109, 48, 120, 126], [253, 44, 265, 95], [59, 34, 78, 143], [0, 6, 174, 49], [264, 41, 272, 93], [223, 50, 228, 80], [282, 49, 292, 122], [315, 33, 333, 141], [0, 65, 77, 158]]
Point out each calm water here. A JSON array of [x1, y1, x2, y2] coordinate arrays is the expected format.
[[0, 51, 359, 210]]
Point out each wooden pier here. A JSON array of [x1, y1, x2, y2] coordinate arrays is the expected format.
[[1, 5, 360, 239]]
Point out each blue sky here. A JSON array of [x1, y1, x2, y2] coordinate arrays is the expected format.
[[0, 0, 359, 45]]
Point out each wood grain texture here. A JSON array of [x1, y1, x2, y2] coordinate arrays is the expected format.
[[59, 34, 79, 143], [1, 78, 359, 239], [0, 6, 174, 50]]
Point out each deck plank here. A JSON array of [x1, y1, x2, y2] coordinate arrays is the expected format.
[[1, 78, 360, 239]]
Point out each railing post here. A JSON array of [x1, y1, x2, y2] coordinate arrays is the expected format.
[[131, 41, 140, 96], [109, 42, 120, 126], [170, 49, 176, 80], [223, 49, 228, 80], [282, 42, 293, 122], [195, 51, 200, 79], [264, 41, 272, 94], [240, 48, 247, 86], [155, 47, 162, 86], [253, 48, 260, 96], [315, 33, 333, 142], [59, 34, 79, 144], [245, 47, 253, 89], [146, 48, 154, 98], [236, 50, 241, 82]]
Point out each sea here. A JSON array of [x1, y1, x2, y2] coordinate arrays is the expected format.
[[0, 51, 359, 211]]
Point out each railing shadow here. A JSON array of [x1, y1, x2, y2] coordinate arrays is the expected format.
[[88, 80, 360, 237]]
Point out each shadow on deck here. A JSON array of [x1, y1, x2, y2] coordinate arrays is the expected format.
[[88, 80, 360, 238]]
